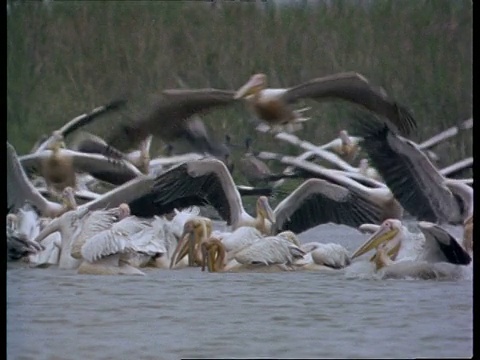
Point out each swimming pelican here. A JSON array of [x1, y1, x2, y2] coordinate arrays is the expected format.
[[352, 112, 473, 224], [77, 209, 163, 275], [351, 219, 472, 266], [6, 213, 44, 261], [33, 203, 130, 269], [200, 232, 305, 272], [234, 72, 417, 135], [370, 242, 466, 280], [293, 242, 351, 271]]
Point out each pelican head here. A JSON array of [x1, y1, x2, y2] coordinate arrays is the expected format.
[[277, 230, 301, 247], [234, 73, 267, 99], [351, 219, 403, 260], [339, 130, 352, 146], [61, 186, 77, 210], [118, 203, 131, 220], [46, 131, 66, 151], [256, 196, 276, 224], [169, 217, 212, 269], [201, 237, 226, 272]]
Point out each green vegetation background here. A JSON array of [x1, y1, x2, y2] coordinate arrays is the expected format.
[[7, 0, 472, 196]]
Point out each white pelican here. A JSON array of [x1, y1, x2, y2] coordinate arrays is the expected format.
[[351, 219, 472, 266], [169, 217, 214, 268], [358, 158, 382, 182], [33, 204, 130, 269], [234, 72, 417, 135], [151, 159, 276, 234], [370, 242, 466, 280], [70, 131, 153, 175], [19, 139, 143, 188], [352, 112, 473, 224], [77, 211, 167, 275], [281, 130, 362, 176], [293, 242, 351, 271], [6, 213, 44, 261], [200, 232, 305, 273], [151, 158, 401, 235]]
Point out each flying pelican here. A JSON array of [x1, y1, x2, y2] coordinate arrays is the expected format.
[[234, 72, 417, 135], [19, 138, 143, 189], [107, 90, 236, 160], [33, 98, 127, 154], [8, 143, 105, 218], [281, 130, 362, 176], [352, 112, 473, 224], [69, 131, 153, 175], [351, 219, 472, 266]]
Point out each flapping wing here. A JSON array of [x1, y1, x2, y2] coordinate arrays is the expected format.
[[273, 178, 384, 234], [282, 72, 417, 136]]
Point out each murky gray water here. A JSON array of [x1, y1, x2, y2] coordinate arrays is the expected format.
[[7, 223, 472, 359]]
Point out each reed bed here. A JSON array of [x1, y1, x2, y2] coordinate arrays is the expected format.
[[7, 0, 472, 187]]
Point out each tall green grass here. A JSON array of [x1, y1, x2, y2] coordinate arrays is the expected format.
[[7, 0, 472, 183]]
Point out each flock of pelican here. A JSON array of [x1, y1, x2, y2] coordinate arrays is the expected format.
[[7, 71, 473, 280]]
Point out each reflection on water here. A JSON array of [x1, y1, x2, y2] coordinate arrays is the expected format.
[[7, 223, 472, 359]]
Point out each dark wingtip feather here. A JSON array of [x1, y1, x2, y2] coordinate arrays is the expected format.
[[394, 103, 417, 136]]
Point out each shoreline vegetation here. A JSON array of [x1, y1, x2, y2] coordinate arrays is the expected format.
[[7, 0, 472, 190]]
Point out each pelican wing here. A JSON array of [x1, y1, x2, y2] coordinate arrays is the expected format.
[[78, 175, 156, 213], [234, 237, 301, 265], [149, 159, 246, 226], [273, 178, 384, 234], [281, 72, 416, 136], [309, 243, 351, 269], [34, 99, 127, 153], [7, 142, 61, 215], [19, 149, 142, 185], [352, 113, 460, 223], [419, 222, 471, 265], [108, 89, 236, 149], [80, 216, 152, 262]]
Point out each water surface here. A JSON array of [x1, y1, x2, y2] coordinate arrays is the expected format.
[[7, 223, 472, 359]]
